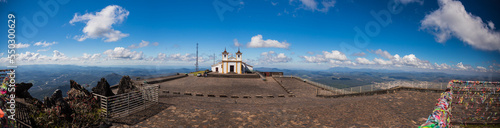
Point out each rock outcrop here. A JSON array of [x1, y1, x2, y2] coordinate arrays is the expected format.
[[15, 82, 33, 99], [43, 89, 73, 121], [68, 80, 91, 98], [116, 75, 138, 94], [92, 78, 115, 97]]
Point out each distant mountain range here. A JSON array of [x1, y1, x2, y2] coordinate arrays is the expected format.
[[15, 65, 194, 99], [254, 67, 500, 89]]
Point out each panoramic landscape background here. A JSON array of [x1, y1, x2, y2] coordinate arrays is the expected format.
[[1, 0, 499, 99]]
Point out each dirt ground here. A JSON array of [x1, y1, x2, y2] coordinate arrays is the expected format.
[[111, 76, 443, 128]]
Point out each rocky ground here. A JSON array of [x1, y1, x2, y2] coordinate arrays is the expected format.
[[109, 76, 443, 128]]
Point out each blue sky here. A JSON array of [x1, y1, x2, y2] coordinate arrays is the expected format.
[[0, 0, 499, 73]]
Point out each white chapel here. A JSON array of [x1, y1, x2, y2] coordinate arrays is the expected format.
[[211, 48, 253, 74]]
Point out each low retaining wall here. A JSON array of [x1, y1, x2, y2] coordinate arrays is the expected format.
[[206, 73, 260, 78], [143, 74, 187, 84], [161, 90, 291, 98], [318, 86, 444, 98]]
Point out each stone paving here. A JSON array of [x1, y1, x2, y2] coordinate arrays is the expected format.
[[110, 76, 442, 127]]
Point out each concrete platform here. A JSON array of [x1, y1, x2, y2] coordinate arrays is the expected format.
[[159, 76, 287, 96]]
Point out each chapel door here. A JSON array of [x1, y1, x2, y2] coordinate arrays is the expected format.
[[230, 65, 234, 72], [215, 67, 218, 72]]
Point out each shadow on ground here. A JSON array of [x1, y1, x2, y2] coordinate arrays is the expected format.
[[109, 103, 172, 125]]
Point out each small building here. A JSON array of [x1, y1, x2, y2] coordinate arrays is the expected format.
[[211, 48, 253, 74]]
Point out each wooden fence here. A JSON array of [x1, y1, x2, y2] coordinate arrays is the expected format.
[[94, 84, 159, 118], [15, 100, 35, 128]]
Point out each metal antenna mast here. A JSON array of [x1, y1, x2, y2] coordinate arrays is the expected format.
[[195, 43, 199, 71]]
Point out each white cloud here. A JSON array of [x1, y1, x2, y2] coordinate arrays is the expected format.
[[297, 0, 335, 13], [329, 60, 356, 66], [434, 63, 451, 70], [103, 47, 143, 60], [301, 50, 347, 63], [301, 50, 349, 66], [51, 50, 68, 61], [34, 41, 57, 47], [70, 5, 130, 42], [155, 53, 167, 61], [129, 40, 158, 49], [394, 54, 433, 69], [476, 66, 487, 72], [301, 55, 328, 63], [246, 35, 290, 49], [82, 53, 101, 61], [259, 51, 292, 64], [271, 2, 278, 6], [168, 53, 203, 62], [455, 62, 472, 70], [420, 0, 500, 51], [16, 51, 48, 62], [307, 51, 315, 55], [16, 43, 30, 48], [356, 57, 375, 65], [323, 50, 347, 60], [233, 39, 241, 47], [37, 47, 51, 52], [373, 58, 393, 65], [372, 49, 394, 59], [0, 53, 3, 56]]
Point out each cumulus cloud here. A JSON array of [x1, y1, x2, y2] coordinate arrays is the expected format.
[[296, 0, 336, 13], [373, 58, 393, 65], [34, 41, 57, 47], [16, 43, 30, 48], [434, 63, 451, 70], [103, 47, 143, 60], [128, 40, 158, 49], [246, 35, 290, 49], [154, 53, 167, 61], [393, 54, 433, 69], [258, 51, 292, 64], [420, 0, 500, 51], [323, 50, 348, 60], [372, 49, 394, 59], [476, 66, 487, 72], [329, 60, 356, 67], [51, 50, 69, 61], [82, 53, 101, 61], [455, 62, 472, 70], [17, 52, 48, 62], [301, 50, 348, 64], [168, 53, 203, 62], [70, 5, 130, 42], [355, 57, 375, 65], [301, 55, 328, 63]]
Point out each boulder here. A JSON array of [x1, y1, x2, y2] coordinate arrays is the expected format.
[[116, 76, 138, 94], [15, 82, 33, 99], [92, 78, 115, 97]]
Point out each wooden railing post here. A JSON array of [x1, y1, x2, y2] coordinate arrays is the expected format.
[[127, 93, 130, 115]]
